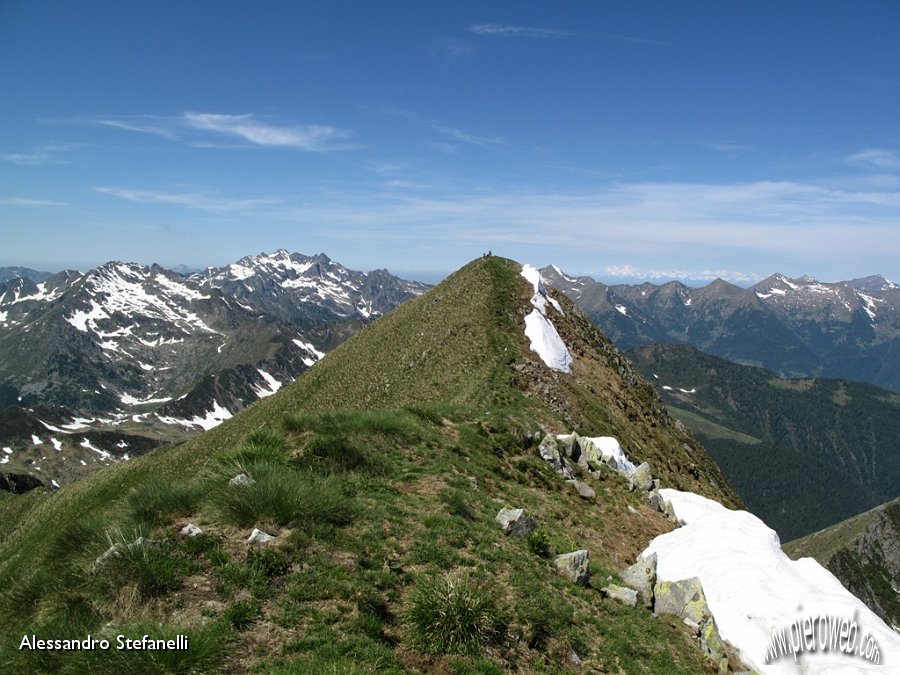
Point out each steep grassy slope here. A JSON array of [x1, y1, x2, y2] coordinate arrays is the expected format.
[[785, 499, 900, 627], [0, 257, 740, 673], [627, 343, 899, 541]]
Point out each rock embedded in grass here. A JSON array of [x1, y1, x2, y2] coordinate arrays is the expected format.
[[495, 507, 538, 537], [555, 549, 591, 586]]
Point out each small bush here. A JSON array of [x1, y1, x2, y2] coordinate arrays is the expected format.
[[127, 479, 201, 527], [206, 461, 355, 529], [405, 574, 504, 656], [224, 597, 261, 629], [247, 547, 289, 578], [231, 429, 290, 466], [98, 532, 193, 599], [526, 529, 552, 558], [298, 434, 378, 474], [440, 489, 477, 521]]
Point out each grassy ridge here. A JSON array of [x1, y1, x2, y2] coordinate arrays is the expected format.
[[0, 256, 740, 671]]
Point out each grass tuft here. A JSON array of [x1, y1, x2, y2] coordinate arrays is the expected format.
[[405, 574, 505, 656]]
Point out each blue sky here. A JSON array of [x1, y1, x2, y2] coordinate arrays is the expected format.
[[2, 1, 899, 284]]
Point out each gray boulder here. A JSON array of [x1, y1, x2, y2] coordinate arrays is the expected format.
[[538, 434, 575, 479], [602, 584, 638, 607], [620, 553, 657, 608], [654, 577, 711, 624], [555, 549, 591, 586], [629, 462, 654, 492], [495, 507, 538, 538], [654, 577, 729, 668], [180, 523, 203, 537], [569, 480, 596, 499]]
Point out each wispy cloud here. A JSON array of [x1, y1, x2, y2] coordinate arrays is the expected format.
[[3, 143, 79, 166], [603, 32, 671, 47], [848, 148, 900, 170], [0, 197, 68, 206], [469, 23, 573, 39], [434, 125, 504, 148], [426, 36, 476, 68], [94, 187, 282, 214], [267, 177, 900, 268], [601, 265, 761, 284], [182, 113, 353, 150], [93, 116, 177, 139], [83, 112, 353, 151], [700, 140, 750, 153]]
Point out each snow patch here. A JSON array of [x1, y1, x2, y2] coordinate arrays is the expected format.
[[61, 417, 93, 430], [31, 434, 42, 445], [857, 292, 880, 321], [643, 489, 900, 673], [521, 265, 572, 373], [574, 435, 636, 475], [157, 400, 233, 431], [120, 391, 172, 406], [51, 438, 62, 451], [80, 438, 113, 461], [614, 304, 628, 316], [253, 369, 282, 398]]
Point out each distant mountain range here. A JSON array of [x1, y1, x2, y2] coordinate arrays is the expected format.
[[0, 251, 426, 485], [626, 343, 900, 541], [541, 267, 900, 392]]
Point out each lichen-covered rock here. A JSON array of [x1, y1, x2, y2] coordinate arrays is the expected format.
[[229, 473, 254, 487], [495, 507, 538, 537], [620, 553, 656, 608], [647, 488, 665, 513], [699, 616, 728, 665], [653, 577, 711, 625], [629, 462, 654, 492], [654, 577, 730, 670], [555, 549, 590, 586], [602, 584, 638, 607]]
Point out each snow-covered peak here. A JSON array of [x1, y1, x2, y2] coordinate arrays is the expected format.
[[521, 264, 572, 373]]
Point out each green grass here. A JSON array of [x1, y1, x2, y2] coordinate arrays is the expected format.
[[405, 573, 506, 656], [126, 478, 202, 527], [666, 405, 761, 445]]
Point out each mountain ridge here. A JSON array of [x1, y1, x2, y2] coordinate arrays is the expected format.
[[542, 266, 900, 392]]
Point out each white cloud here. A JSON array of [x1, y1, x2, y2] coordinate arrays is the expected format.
[[0, 197, 68, 206], [848, 148, 900, 170], [94, 187, 281, 214], [433, 125, 503, 148], [3, 144, 78, 166], [94, 116, 177, 139], [470, 24, 572, 38], [83, 112, 353, 151], [182, 113, 353, 150]]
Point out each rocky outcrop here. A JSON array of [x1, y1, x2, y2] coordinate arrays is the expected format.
[[654, 577, 730, 671], [620, 553, 657, 609], [0, 471, 44, 494], [495, 508, 538, 538], [555, 550, 590, 586]]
